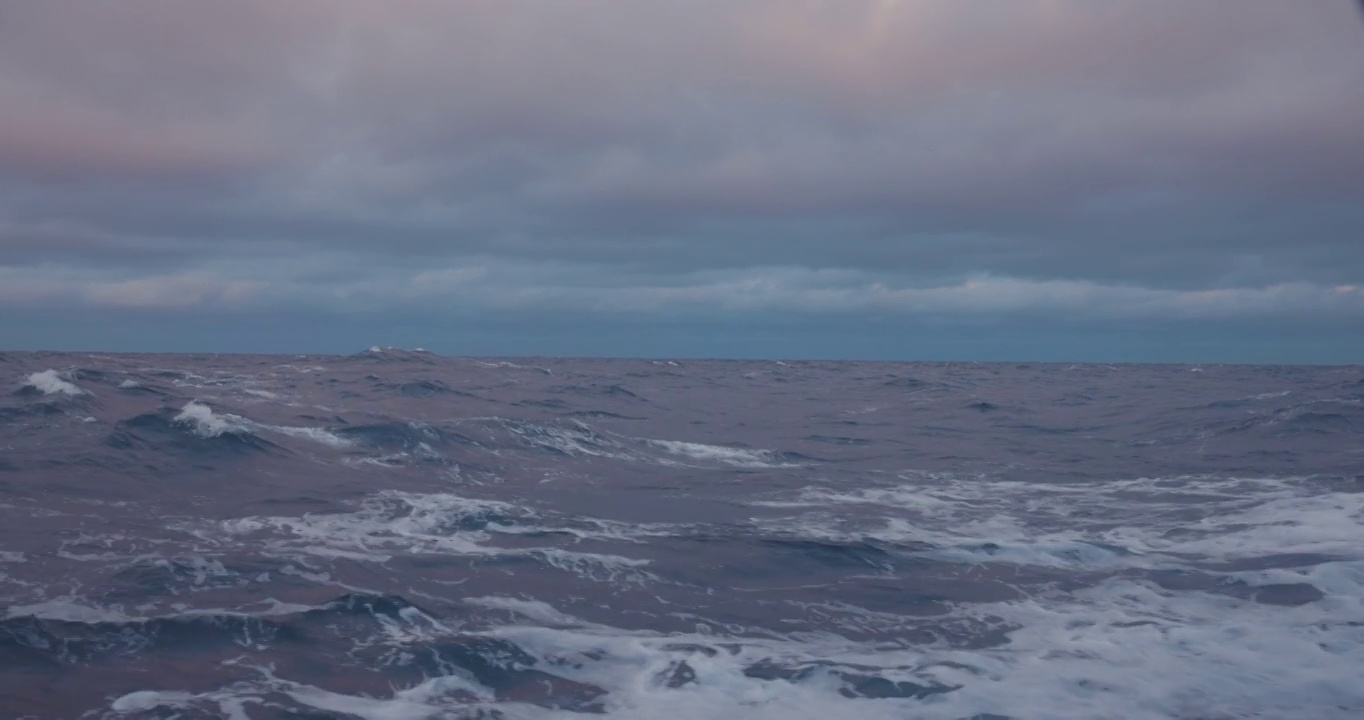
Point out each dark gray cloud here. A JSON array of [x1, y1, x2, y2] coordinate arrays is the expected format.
[[0, 0, 1362, 357]]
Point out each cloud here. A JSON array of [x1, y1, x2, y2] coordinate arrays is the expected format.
[[0, 267, 262, 310], [0, 1, 1361, 355], [5, 257, 1360, 328]]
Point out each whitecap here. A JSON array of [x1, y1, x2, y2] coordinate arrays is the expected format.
[[22, 369, 86, 396], [173, 401, 247, 438], [172, 401, 352, 448]]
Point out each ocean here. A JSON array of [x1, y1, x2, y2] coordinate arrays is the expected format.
[[2, 349, 1362, 719]]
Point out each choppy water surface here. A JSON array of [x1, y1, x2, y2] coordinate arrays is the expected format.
[[2, 350, 1362, 719]]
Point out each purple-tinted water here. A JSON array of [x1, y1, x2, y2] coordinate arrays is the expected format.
[[2, 349, 1362, 719]]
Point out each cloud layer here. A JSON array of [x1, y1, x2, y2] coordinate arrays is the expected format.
[[1, 1, 1361, 358]]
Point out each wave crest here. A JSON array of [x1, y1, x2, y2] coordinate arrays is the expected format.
[[21, 369, 86, 396]]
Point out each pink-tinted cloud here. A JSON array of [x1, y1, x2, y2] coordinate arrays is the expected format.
[[0, 0, 1360, 333]]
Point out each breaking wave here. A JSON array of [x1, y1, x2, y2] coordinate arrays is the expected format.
[[20, 369, 86, 396], [171, 401, 352, 449]]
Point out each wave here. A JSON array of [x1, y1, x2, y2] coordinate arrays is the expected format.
[[334, 421, 481, 467], [644, 438, 801, 468], [549, 383, 647, 401], [19, 369, 86, 396], [110, 409, 283, 455], [497, 418, 626, 459], [749, 475, 1364, 575], [358, 376, 492, 402], [470, 359, 553, 375], [173, 401, 248, 438], [487, 418, 805, 469], [805, 434, 874, 446], [0, 592, 446, 670], [565, 409, 647, 420], [172, 401, 352, 449], [759, 538, 900, 572], [882, 376, 929, 389], [337, 421, 477, 452], [0, 402, 67, 422], [100, 402, 354, 459], [464, 595, 605, 628], [349, 347, 439, 364], [117, 378, 148, 391]]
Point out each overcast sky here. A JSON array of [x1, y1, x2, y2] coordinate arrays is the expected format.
[[2, 0, 1362, 362]]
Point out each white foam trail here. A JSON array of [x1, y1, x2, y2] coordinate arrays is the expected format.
[[112, 691, 196, 713], [266, 424, 353, 449], [23, 369, 86, 396], [752, 474, 1364, 571], [217, 491, 653, 582], [504, 420, 626, 459], [1105, 491, 1364, 560], [465, 596, 600, 628], [118, 379, 140, 389], [645, 439, 796, 468], [4, 598, 141, 623]]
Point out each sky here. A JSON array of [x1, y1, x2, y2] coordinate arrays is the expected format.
[[1, 0, 1362, 362]]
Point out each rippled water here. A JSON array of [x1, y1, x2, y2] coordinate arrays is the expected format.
[[2, 349, 1363, 719]]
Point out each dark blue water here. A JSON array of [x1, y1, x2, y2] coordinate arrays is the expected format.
[[2, 349, 1362, 719]]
